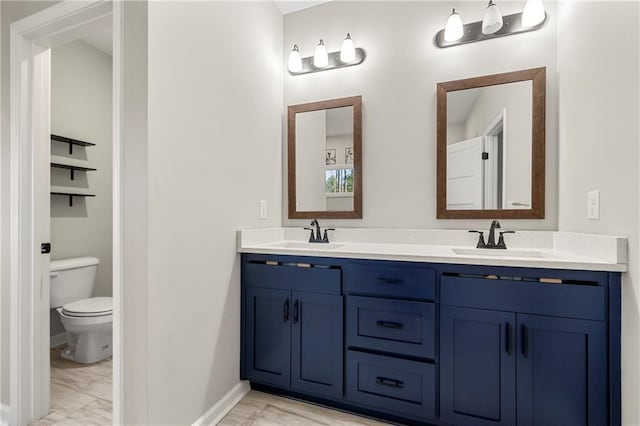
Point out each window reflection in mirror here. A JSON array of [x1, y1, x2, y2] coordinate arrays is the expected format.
[[446, 81, 532, 210]]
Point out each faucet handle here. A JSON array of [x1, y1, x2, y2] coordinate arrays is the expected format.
[[497, 230, 516, 249], [303, 227, 315, 242], [469, 230, 487, 248], [322, 228, 335, 242]]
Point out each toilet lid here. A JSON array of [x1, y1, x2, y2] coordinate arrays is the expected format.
[[62, 297, 112, 317]]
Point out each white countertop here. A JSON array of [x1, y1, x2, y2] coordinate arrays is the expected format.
[[237, 228, 627, 272]]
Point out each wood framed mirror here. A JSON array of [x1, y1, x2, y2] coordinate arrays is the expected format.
[[288, 96, 362, 219], [437, 67, 546, 219]]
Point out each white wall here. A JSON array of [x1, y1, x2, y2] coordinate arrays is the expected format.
[[557, 2, 640, 424], [147, 1, 282, 423], [51, 40, 113, 297], [283, 1, 558, 230]]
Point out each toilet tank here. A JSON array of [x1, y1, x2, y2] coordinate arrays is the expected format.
[[50, 257, 100, 308]]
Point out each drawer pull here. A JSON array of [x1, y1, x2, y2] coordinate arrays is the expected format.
[[376, 277, 403, 284], [376, 376, 404, 388], [376, 320, 404, 329]]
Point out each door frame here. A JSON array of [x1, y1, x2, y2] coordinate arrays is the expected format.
[[483, 108, 507, 210], [7, 1, 123, 424]]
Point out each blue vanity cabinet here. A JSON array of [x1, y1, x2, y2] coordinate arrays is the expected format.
[[244, 286, 292, 388], [242, 257, 343, 400], [440, 272, 613, 426], [440, 306, 516, 426], [516, 314, 607, 426], [291, 291, 343, 398]]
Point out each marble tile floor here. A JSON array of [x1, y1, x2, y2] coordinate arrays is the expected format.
[[219, 390, 391, 426], [30, 346, 112, 426]]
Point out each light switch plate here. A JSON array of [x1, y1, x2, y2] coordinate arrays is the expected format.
[[587, 190, 600, 220], [259, 200, 268, 220]]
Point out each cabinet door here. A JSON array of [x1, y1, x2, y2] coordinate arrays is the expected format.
[[441, 306, 516, 426], [291, 291, 343, 399], [244, 287, 291, 388], [516, 314, 607, 426]]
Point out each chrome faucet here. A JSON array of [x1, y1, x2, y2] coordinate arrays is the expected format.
[[469, 220, 516, 249], [304, 219, 335, 243]]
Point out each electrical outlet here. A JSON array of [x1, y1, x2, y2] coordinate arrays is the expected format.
[[259, 200, 268, 220], [587, 190, 600, 220]]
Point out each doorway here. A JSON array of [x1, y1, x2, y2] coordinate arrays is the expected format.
[[4, 2, 123, 425]]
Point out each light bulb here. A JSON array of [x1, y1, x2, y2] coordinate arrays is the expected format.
[[482, 0, 503, 35], [444, 8, 464, 42], [340, 33, 356, 63], [288, 45, 302, 73], [522, 0, 545, 28], [314, 39, 329, 68]]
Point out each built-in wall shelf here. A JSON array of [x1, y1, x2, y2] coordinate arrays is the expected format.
[[51, 134, 96, 155], [51, 162, 97, 180], [51, 191, 96, 207]]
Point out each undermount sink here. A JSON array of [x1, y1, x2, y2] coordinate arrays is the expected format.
[[268, 241, 344, 250], [452, 248, 549, 258]]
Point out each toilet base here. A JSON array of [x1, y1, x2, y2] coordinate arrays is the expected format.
[[62, 331, 112, 364]]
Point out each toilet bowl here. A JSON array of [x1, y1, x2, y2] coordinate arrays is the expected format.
[[50, 257, 112, 364]]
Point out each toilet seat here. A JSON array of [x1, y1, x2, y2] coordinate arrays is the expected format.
[[61, 296, 112, 318]]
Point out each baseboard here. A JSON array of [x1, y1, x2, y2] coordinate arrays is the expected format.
[[1, 403, 10, 426], [192, 381, 250, 426], [50, 332, 67, 348]]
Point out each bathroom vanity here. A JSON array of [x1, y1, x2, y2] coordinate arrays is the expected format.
[[238, 229, 625, 426]]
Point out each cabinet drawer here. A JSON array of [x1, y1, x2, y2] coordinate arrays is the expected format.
[[344, 263, 435, 300], [347, 296, 435, 359], [243, 262, 341, 294], [346, 351, 435, 421], [441, 275, 606, 321]]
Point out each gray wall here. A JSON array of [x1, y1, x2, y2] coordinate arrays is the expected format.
[[557, 2, 639, 424], [146, 1, 283, 423], [283, 1, 558, 230]]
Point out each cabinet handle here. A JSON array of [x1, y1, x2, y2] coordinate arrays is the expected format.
[[283, 298, 289, 323], [521, 324, 528, 357], [505, 322, 511, 355], [376, 376, 404, 389], [293, 300, 299, 324], [376, 277, 403, 284], [376, 320, 404, 329]]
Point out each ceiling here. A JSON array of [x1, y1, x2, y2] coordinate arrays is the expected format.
[[274, 0, 332, 15], [81, 26, 113, 56]]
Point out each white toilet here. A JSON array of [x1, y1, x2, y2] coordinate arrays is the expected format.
[[50, 257, 112, 364]]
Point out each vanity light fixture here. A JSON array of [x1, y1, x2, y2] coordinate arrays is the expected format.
[[482, 0, 504, 35], [522, 0, 546, 27], [314, 39, 329, 68], [435, 0, 547, 48], [288, 34, 366, 76], [444, 8, 464, 42], [288, 44, 302, 73], [340, 33, 356, 63]]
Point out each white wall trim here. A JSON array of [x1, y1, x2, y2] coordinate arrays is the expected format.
[[191, 381, 250, 426], [49, 333, 67, 349]]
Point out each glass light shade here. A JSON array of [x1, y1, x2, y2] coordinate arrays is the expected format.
[[288, 45, 302, 73], [444, 9, 464, 42], [482, 0, 503, 35], [314, 39, 329, 68], [340, 33, 356, 63], [522, 0, 545, 27]]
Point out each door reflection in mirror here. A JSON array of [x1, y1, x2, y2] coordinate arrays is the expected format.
[[446, 80, 532, 210]]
